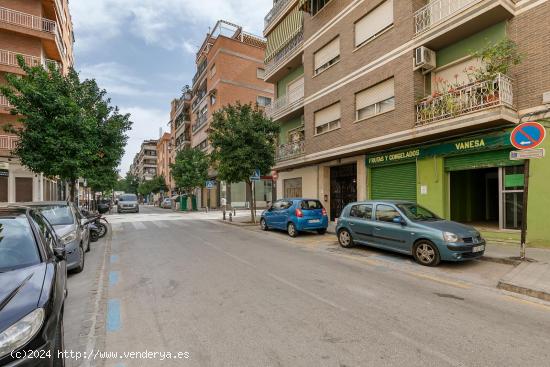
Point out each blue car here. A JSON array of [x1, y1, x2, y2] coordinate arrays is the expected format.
[[261, 198, 329, 237], [335, 200, 486, 266]]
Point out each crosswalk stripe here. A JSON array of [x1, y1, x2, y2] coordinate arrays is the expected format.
[[132, 222, 147, 230], [172, 220, 189, 227], [152, 221, 169, 228], [111, 223, 123, 231]]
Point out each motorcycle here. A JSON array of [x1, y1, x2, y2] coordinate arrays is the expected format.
[[81, 208, 109, 242]]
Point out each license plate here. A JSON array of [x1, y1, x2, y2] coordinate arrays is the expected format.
[[309, 219, 321, 224], [473, 245, 485, 252]]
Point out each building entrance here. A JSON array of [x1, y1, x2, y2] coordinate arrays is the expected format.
[[330, 164, 357, 221]]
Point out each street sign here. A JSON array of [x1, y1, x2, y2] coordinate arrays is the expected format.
[[205, 180, 216, 189], [510, 148, 545, 160], [510, 122, 546, 150], [250, 169, 261, 181]]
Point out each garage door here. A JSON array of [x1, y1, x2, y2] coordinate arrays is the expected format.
[[370, 162, 417, 202], [15, 177, 33, 202]]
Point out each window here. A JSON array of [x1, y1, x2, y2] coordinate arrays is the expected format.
[[356, 78, 395, 120], [314, 102, 341, 135], [0, 214, 41, 272], [257, 68, 266, 79], [301, 200, 323, 210], [210, 93, 216, 106], [197, 139, 208, 151], [210, 64, 216, 77], [355, 0, 394, 47], [375, 204, 400, 223], [349, 204, 373, 220], [314, 37, 340, 75], [284, 178, 302, 198], [311, 0, 332, 15], [257, 96, 272, 107]]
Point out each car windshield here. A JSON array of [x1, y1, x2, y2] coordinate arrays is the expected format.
[[300, 200, 323, 210], [0, 215, 41, 272], [396, 204, 441, 221], [38, 205, 75, 226], [119, 194, 137, 202]]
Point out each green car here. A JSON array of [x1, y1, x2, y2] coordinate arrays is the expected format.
[[335, 201, 485, 266]]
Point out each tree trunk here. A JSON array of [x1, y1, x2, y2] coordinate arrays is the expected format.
[[247, 180, 255, 223], [69, 179, 77, 203]]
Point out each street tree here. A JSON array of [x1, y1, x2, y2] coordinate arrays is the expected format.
[[137, 176, 168, 200], [209, 103, 279, 222], [170, 148, 209, 197]]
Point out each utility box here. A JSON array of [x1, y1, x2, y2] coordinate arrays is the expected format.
[[180, 195, 188, 211]]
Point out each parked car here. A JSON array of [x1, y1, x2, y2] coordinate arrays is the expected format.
[[336, 200, 486, 266], [0, 207, 67, 367], [260, 199, 328, 237], [161, 198, 172, 209], [117, 194, 139, 213], [18, 202, 90, 273]]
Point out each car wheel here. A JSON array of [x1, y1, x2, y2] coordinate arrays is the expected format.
[[260, 218, 269, 231], [73, 246, 85, 273], [53, 315, 65, 367], [338, 229, 353, 248], [287, 222, 298, 237], [90, 231, 99, 242], [317, 228, 327, 235], [413, 240, 441, 267], [97, 223, 108, 238]]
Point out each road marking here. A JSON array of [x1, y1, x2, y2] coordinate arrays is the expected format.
[[132, 221, 147, 230], [152, 221, 169, 228], [107, 299, 121, 332], [503, 294, 550, 312], [110, 255, 119, 264], [172, 220, 189, 227], [109, 271, 119, 286], [111, 223, 123, 232]]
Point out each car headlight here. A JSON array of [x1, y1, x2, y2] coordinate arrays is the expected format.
[[61, 230, 77, 245], [443, 232, 459, 243], [0, 308, 45, 358]]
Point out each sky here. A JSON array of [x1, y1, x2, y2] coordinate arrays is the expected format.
[[70, 0, 273, 175]]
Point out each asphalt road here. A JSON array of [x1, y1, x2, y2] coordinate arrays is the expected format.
[[66, 206, 550, 367]]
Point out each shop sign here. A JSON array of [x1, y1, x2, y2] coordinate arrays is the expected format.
[[510, 148, 545, 160], [367, 148, 420, 166], [0, 169, 8, 177]]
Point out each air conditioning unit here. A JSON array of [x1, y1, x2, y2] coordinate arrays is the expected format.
[[413, 46, 436, 73]]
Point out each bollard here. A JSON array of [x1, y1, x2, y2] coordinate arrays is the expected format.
[[233, 208, 236, 216], [229, 211, 233, 222], [223, 209, 226, 221]]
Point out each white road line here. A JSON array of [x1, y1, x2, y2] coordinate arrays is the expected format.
[[111, 223, 123, 232], [132, 222, 147, 230], [152, 221, 169, 228]]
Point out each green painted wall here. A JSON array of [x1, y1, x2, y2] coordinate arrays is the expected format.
[[526, 126, 550, 246], [279, 115, 303, 144], [276, 65, 304, 98], [437, 22, 507, 67], [416, 157, 446, 218]]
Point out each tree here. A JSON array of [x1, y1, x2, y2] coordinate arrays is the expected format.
[[170, 148, 209, 196], [137, 176, 168, 198], [209, 103, 279, 222], [117, 172, 139, 194], [0, 56, 132, 201]]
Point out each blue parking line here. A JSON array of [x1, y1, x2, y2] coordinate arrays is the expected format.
[[110, 255, 119, 264], [107, 299, 121, 332], [109, 271, 119, 286]]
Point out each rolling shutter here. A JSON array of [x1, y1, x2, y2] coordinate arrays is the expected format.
[[355, 0, 394, 46], [370, 162, 417, 202], [314, 103, 341, 127], [356, 78, 395, 111], [445, 150, 522, 171], [314, 37, 340, 71], [15, 177, 33, 202]]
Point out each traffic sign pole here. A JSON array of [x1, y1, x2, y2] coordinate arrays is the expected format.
[[520, 160, 529, 260]]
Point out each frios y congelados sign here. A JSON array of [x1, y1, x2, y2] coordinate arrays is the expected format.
[[367, 132, 512, 167]]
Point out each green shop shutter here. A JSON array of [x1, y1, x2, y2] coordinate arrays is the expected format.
[[445, 150, 522, 171], [370, 162, 417, 202]]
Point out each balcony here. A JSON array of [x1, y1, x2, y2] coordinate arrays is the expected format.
[[264, 0, 294, 31], [416, 74, 514, 126], [276, 139, 305, 162], [265, 30, 303, 83], [0, 6, 56, 34], [0, 94, 13, 110], [192, 114, 208, 133], [0, 49, 60, 71], [0, 135, 18, 151], [266, 79, 304, 120], [192, 59, 208, 88]]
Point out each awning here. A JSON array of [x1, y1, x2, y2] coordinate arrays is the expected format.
[[265, 1, 305, 62]]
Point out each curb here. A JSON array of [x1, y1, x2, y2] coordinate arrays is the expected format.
[[218, 219, 258, 227], [497, 281, 550, 302], [480, 255, 523, 266]]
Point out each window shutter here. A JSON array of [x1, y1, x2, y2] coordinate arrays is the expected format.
[[356, 78, 394, 111], [287, 77, 304, 103], [315, 103, 341, 127], [314, 37, 340, 71], [355, 0, 394, 47], [432, 58, 482, 88]]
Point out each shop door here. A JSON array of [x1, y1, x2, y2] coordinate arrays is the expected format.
[[370, 162, 417, 202], [330, 164, 357, 221], [15, 177, 33, 202], [0, 176, 7, 202]]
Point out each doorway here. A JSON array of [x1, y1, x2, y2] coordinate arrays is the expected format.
[[330, 164, 357, 221]]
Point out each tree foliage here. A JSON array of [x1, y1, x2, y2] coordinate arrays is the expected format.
[[117, 172, 139, 194], [170, 148, 209, 195], [137, 176, 168, 196]]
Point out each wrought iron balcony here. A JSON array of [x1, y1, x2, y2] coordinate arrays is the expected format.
[[0, 6, 56, 34], [276, 139, 305, 161], [0, 134, 18, 150], [414, 0, 479, 35], [415, 74, 514, 125], [266, 80, 304, 120], [265, 30, 303, 77]]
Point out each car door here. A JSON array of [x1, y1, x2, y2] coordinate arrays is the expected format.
[[373, 204, 410, 253], [265, 200, 282, 229], [279, 200, 293, 228], [347, 204, 374, 244], [71, 204, 87, 245]]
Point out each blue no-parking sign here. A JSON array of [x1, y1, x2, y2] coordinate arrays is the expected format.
[[205, 180, 216, 189], [510, 122, 546, 150]]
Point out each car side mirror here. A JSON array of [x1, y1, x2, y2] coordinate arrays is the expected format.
[[393, 216, 407, 225], [53, 247, 66, 261]]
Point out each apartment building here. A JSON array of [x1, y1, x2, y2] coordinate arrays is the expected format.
[[168, 89, 193, 193], [189, 20, 275, 209], [132, 140, 158, 182], [265, 0, 550, 245], [0, 0, 74, 202], [157, 132, 172, 191]]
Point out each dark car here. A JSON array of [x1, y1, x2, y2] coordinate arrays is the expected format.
[[0, 207, 67, 366], [260, 198, 329, 237]]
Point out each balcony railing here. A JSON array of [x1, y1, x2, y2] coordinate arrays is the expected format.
[[192, 114, 208, 133], [0, 49, 61, 70], [416, 74, 514, 125], [0, 135, 18, 150], [0, 94, 13, 109], [265, 29, 303, 77], [276, 139, 305, 161], [192, 59, 208, 87], [264, 0, 293, 29], [414, 0, 478, 35], [266, 80, 304, 119], [0, 6, 57, 34]]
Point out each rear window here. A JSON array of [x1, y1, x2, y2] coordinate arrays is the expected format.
[[119, 194, 137, 202], [0, 215, 41, 272], [300, 200, 323, 210]]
